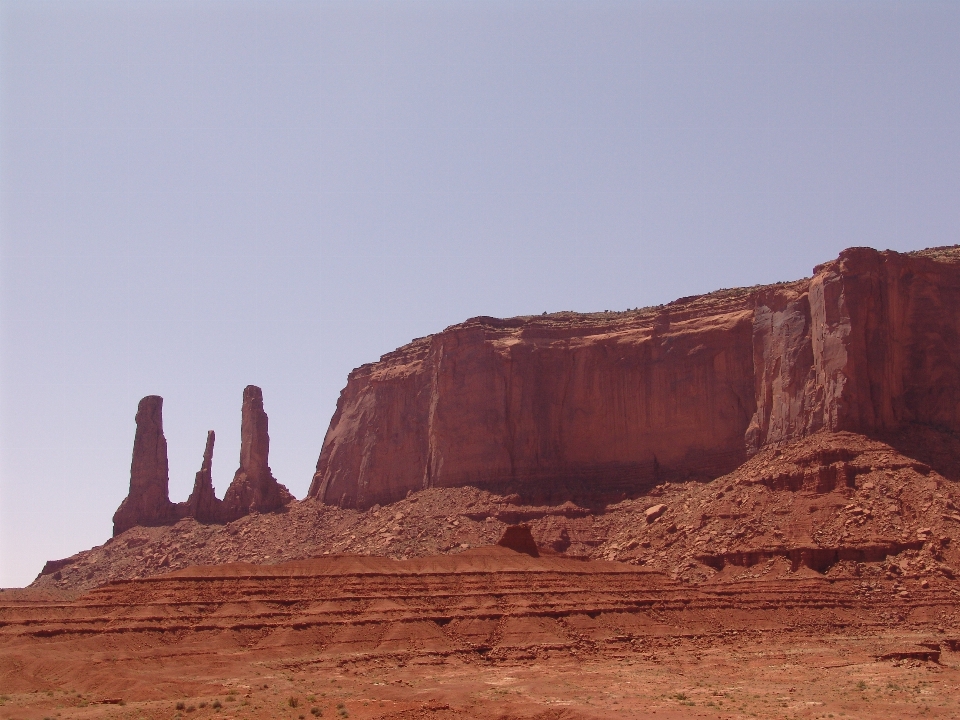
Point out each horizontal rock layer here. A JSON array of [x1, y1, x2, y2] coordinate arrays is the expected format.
[[310, 246, 960, 509]]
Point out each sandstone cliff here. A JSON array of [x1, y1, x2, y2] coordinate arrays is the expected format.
[[309, 246, 960, 509], [748, 246, 960, 450]]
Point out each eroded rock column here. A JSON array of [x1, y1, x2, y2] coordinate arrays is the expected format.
[[222, 385, 293, 520], [183, 430, 222, 522], [112, 396, 175, 535]]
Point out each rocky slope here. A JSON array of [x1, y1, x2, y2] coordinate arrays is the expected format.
[[310, 246, 960, 509], [33, 430, 960, 594]]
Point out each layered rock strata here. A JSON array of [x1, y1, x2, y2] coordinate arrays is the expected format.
[[310, 246, 960, 509], [112, 386, 291, 534]]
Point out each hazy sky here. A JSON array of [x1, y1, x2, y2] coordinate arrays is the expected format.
[[2, 1, 958, 587]]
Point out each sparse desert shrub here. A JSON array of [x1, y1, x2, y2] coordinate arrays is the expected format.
[[186, 705, 196, 713], [199, 701, 207, 708], [288, 696, 299, 708], [226, 695, 236, 702], [311, 708, 322, 716], [212, 699, 222, 709], [176, 701, 186, 710]]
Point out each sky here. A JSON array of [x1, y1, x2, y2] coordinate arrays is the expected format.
[[1, 0, 958, 587]]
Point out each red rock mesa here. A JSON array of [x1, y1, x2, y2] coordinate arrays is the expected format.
[[309, 246, 960, 509]]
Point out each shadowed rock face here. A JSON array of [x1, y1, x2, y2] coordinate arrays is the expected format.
[[309, 246, 960, 509], [113, 396, 175, 535], [497, 525, 540, 557], [221, 385, 293, 520]]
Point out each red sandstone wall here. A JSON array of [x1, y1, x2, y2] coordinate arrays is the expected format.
[[748, 247, 960, 449], [310, 246, 960, 509], [311, 295, 760, 508]]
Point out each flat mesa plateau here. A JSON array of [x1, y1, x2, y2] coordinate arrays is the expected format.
[[6, 245, 960, 718]]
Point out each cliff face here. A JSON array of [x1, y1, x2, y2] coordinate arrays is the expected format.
[[310, 246, 960, 509], [748, 247, 960, 449]]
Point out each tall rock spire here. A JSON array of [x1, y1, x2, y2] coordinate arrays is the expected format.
[[184, 430, 222, 522], [222, 385, 293, 520], [112, 396, 175, 535]]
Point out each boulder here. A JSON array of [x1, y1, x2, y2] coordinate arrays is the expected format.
[[644, 504, 667, 523]]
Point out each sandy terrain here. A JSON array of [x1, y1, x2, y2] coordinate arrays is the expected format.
[[5, 546, 960, 719]]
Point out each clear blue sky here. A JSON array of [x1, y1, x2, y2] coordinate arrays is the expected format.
[[2, 1, 958, 587]]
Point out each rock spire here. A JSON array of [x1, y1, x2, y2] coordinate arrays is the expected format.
[[113, 396, 175, 535], [221, 385, 293, 520], [113, 386, 292, 535], [184, 430, 222, 523]]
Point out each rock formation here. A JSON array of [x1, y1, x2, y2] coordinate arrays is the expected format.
[[310, 246, 960, 509], [183, 431, 222, 523], [221, 385, 293, 520], [747, 246, 960, 450], [113, 396, 176, 535], [113, 386, 291, 535]]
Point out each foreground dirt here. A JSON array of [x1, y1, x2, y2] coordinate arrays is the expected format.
[[4, 547, 960, 719]]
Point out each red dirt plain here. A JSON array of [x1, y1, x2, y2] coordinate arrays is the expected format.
[[5, 539, 960, 719]]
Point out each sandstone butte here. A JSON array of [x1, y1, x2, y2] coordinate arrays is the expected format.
[[308, 245, 960, 510], [108, 245, 959, 532]]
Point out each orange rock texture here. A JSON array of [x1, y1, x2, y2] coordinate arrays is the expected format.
[[310, 246, 960, 509]]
